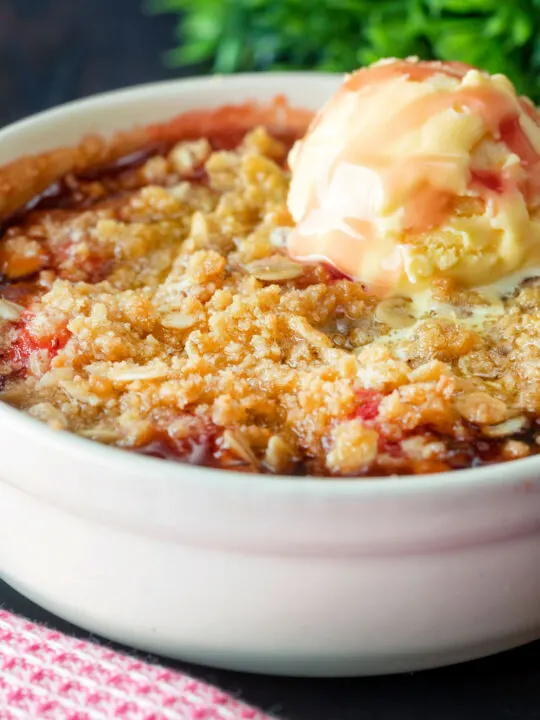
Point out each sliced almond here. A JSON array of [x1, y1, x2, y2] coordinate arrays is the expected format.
[[482, 415, 528, 438], [245, 256, 304, 282], [161, 312, 196, 330], [0, 298, 24, 321], [287, 315, 333, 350], [107, 362, 170, 382], [80, 426, 119, 443], [375, 297, 415, 329], [222, 429, 260, 468], [59, 380, 102, 406], [0, 386, 25, 403]]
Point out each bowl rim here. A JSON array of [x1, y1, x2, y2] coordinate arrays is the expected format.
[[0, 71, 343, 139], [1, 400, 538, 496], [1, 72, 538, 495]]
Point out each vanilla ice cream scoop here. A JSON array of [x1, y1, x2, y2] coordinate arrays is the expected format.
[[287, 58, 540, 296]]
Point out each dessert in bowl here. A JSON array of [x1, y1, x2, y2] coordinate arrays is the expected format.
[[1, 63, 540, 676]]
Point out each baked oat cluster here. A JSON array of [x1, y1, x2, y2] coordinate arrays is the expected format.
[[1, 120, 540, 476]]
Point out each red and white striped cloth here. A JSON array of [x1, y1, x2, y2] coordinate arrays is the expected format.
[[0, 611, 271, 720]]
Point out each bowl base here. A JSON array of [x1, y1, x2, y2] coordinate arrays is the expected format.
[[4, 574, 539, 677]]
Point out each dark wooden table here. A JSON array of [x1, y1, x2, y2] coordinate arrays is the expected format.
[[1, 1, 540, 718]]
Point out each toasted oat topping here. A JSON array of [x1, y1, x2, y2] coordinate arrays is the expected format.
[[1, 124, 540, 476]]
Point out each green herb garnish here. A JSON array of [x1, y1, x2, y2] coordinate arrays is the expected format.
[[146, 0, 540, 101]]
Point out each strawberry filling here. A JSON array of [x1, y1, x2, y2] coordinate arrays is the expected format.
[[352, 389, 383, 422], [7, 312, 70, 376]]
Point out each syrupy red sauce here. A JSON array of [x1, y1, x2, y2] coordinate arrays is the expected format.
[[0, 280, 42, 305], [135, 426, 219, 467], [470, 170, 505, 194], [323, 264, 350, 283], [343, 59, 473, 92], [134, 423, 266, 472]]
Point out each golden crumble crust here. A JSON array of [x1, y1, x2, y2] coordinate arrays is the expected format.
[[1, 112, 540, 476]]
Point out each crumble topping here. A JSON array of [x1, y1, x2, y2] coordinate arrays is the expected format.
[[1, 121, 540, 476]]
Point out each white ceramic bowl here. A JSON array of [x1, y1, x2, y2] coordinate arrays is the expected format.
[[1, 74, 540, 677]]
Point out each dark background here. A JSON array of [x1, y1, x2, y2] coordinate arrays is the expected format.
[[0, 0, 187, 127], [1, 1, 540, 718]]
